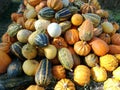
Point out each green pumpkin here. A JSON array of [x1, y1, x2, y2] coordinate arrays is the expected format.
[[35, 58, 52, 86], [38, 7, 55, 20], [7, 23, 22, 37]]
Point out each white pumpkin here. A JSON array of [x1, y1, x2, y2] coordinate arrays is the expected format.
[[47, 23, 62, 37], [102, 21, 114, 33], [34, 19, 50, 31]]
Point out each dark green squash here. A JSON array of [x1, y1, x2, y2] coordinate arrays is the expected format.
[[7, 59, 23, 78], [0, 75, 34, 90], [10, 41, 25, 61], [55, 8, 72, 22], [38, 7, 55, 20], [34, 33, 49, 47], [35, 58, 52, 87]]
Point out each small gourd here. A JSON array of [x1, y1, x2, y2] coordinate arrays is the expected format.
[[112, 66, 120, 81], [22, 43, 37, 59], [47, 23, 62, 37], [26, 85, 45, 90], [54, 78, 75, 90]]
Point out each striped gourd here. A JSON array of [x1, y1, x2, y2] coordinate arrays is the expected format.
[[58, 47, 74, 71], [82, 13, 101, 27], [38, 7, 55, 20], [11, 41, 25, 61], [35, 58, 52, 86], [34, 33, 49, 47], [55, 8, 72, 22]]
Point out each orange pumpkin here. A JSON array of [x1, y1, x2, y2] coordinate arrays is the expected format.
[[27, 0, 42, 7], [11, 13, 23, 22], [111, 33, 120, 45], [16, 16, 26, 28], [71, 13, 83, 26], [89, 37, 109, 56], [0, 42, 11, 53], [0, 50, 12, 74], [109, 44, 120, 54], [99, 33, 111, 44], [112, 22, 120, 31], [1, 32, 17, 43], [74, 41, 91, 56], [52, 37, 68, 48], [47, 0, 63, 11], [26, 85, 45, 90], [64, 29, 79, 45], [52, 65, 66, 80]]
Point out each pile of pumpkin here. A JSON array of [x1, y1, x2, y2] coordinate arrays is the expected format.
[[0, 0, 120, 90]]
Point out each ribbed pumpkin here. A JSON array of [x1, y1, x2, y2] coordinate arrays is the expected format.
[[52, 65, 66, 80], [74, 41, 91, 56], [34, 33, 49, 47], [16, 16, 26, 29], [65, 29, 79, 45], [22, 43, 37, 59], [47, 0, 63, 11], [52, 36, 68, 48], [38, 7, 55, 20], [113, 66, 120, 81], [78, 19, 94, 41], [80, 3, 96, 14], [24, 18, 36, 31], [82, 13, 101, 27], [100, 54, 118, 71], [111, 33, 120, 45], [0, 50, 12, 74], [0, 42, 11, 53], [35, 58, 52, 86], [114, 54, 120, 64], [93, 25, 103, 36], [74, 65, 91, 86], [89, 37, 109, 56], [54, 78, 75, 90], [58, 47, 74, 71], [98, 33, 111, 44], [11, 41, 25, 61], [27, 0, 42, 7]]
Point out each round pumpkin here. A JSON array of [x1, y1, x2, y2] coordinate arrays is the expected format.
[[22, 43, 37, 59], [17, 29, 32, 43], [22, 60, 39, 76], [71, 13, 83, 26], [27, 0, 42, 7], [54, 78, 75, 90], [47, 23, 62, 38], [100, 54, 118, 71], [109, 44, 120, 54], [11, 12, 23, 22], [0, 50, 12, 74], [93, 25, 103, 36], [64, 29, 79, 45], [114, 54, 120, 64], [74, 41, 91, 56], [74, 65, 91, 86], [16, 16, 26, 28], [91, 65, 107, 82], [0, 42, 11, 53], [89, 37, 109, 56], [52, 65, 66, 80]]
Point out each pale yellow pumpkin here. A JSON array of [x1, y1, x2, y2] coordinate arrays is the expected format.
[[113, 66, 120, 81]]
